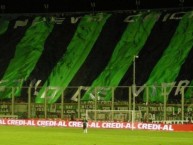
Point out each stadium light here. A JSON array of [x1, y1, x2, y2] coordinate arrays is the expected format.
[[133, 55, 139, 111]]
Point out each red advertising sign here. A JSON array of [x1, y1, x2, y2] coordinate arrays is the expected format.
[[0, 119, 193, 131]]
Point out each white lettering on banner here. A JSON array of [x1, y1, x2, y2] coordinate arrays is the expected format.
[[123, 11, 193, 23], [138, 123, 161, 130], [13, 11, 193, 29], [175, 80, 190, 95], [102, 123, 107, 128], [162, 124, 173, 131], [14, 19, 29, 29], [71, 17, 81, 24], [170, 12, 186, 20], [0, 119, 6, 125], [54, 18, 65, 24], [68, 121, 82, 127], [37, 120, 57, 126], [0, 120, 176, 131], [132, 84, 146, 97], [89, 122, 100, 128], [124, 14, 142, 22], [162, 13, 170, 22], [7, 120, 25, 125], [125, 123, 134, 129], [25, 120, 35, 126], [9, 119, 34, 126], [57, 121, 67, 127], [102, 122, 124, 128], [162, 12, 186, 22], [137, 123, 173, 131]]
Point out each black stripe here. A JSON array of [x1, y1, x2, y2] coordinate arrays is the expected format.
[[0, 17, 33, 78]]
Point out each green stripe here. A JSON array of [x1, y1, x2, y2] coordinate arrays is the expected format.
[[35, 13, 111, 103], [0, 17, 54, 99], [145, 11, 193, 102], [81, 11, 160, 101], [0, 18, 9, 35]]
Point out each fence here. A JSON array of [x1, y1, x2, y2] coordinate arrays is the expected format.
[[0, 85, 193, 123]]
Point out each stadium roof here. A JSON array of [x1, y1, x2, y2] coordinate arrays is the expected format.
[[0, 0, 193, 14]]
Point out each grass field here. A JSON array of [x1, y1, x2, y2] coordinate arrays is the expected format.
[[0, 126, 192, 145]]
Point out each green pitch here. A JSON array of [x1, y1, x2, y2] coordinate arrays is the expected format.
[[0, 126, 192, 145]]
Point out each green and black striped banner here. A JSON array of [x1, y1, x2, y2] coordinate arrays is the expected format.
[[0, 10, 193, 103]]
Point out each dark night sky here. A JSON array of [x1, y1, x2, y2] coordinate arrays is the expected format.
[[0, 0, 193, 14]]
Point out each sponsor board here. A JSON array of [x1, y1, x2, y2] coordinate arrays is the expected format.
[[0, 119, 193, 131]]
